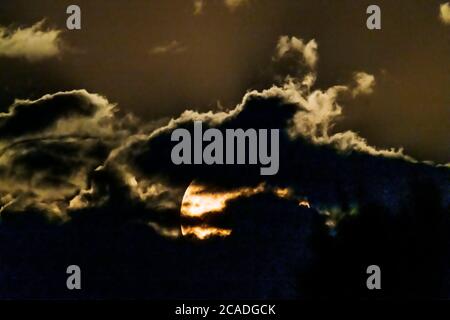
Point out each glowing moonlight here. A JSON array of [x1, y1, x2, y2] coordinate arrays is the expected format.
[[180, 181, 238, 239], [179, 181, 310, 240], [180, 181, 264, 239]]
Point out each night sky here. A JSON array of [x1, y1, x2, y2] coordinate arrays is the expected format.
[[0, 0, 449, 299]]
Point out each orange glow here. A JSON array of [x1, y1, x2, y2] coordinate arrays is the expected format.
[[181, 182, 265, 217], [299, 199, 311, 208], [180, 181, 265, 240], [180, 181, 313, 240], [273, 187, 292, 198], [181, 225, 232, 240], [325, 220, 336, 228]]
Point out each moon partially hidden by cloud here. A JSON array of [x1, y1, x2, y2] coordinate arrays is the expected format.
[[180, 182, 265, 218], [179, 181, 312, 240], [180, 181, 262, 239]]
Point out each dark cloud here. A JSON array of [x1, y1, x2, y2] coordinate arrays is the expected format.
[[0, 90, 123, 140], [1, 1, 449, 163], [109, 44, 449, 217], [0, 34, 448, 299], [0, 90, 135, 218], [2, 38, 448, 222]]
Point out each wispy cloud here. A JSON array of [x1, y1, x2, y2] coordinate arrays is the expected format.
[[193, 0, 249, 15], [150, 40, 186, 55], [440, 2, 450, 25], [193, 0, 205, 15], [0, 20, 63, 61], [224, 0, 249, 11], [1, 34, 447, 228], [352, 72, 376, 96], [274, 36, 318, 70]]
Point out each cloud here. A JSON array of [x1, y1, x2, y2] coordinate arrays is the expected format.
[[150, 40, 186, 55], [0, 90, 123, 140], [0, 15, 448, 297], [193, 0, 205, 15], [104, 36, 449, 225], [1, 36, 448, 234], [274, 36, 318, 69], [0, 20, 63, 61], [254, 78, 407, 162], [193, 0, 249, 14], [352, 72, 376, 96], [0, 90, 134, 219], [440, 2, 450, 24], [0, 35, 449, 300], [224, 0, 249, 11]]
